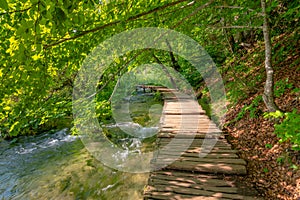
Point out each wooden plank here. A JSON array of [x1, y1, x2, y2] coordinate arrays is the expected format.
[[161, 121, 217, 125], [158, 146, 234, 151], [160, 127, 219, 130], [144, 192, 218, 200], [158, 129, 220, 133], [151, 157, 246, 165], [160, 126, 219, 129], [161, 125, 220, 129], [161, 123, 211, 125], [157, 133, 225, 139], [162, 115, 207, 119], [157, 144, 232, 149], [145, 197, 229, 200], [156, 147, 238, 154], [163, 108, 201, 111], [145, 185, 249, 199], [177, 149, 238, 154], [158, 138, 231, 147], [144, 193, 233, 200], [144, 191, 260, 200], [156, 152, 239, 159], [156, 139, 231, 146], [162, 112, 206, 115], [154, 146, 238, 154], [158, 132, 223, 137], [163, 115, 209, 119], [148, 179, 239, 194], [163, 108, 204, 111], [161, 120, 218, 124], [158, 131, 223, 135], [150, 173, 232, 187], [152, 161, 247, 175], [157, 131, 222, 134], [160, 128, 221, 132], [151, 171, 224, 179], [143, 87, 255, 199]]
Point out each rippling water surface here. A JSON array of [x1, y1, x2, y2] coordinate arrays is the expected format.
[[0, 93, 163, 200], [0, 128, 150, 200]]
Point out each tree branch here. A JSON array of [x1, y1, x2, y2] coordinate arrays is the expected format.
[[134, 1, 196, 22], [43, 78, 73, 102], [97, 49, 148, 94], [94, 1, 213, 95], [44, 0, 190, 49], [215, 5, 263, 16], [0, 2, 38, 16], [215, 5, 255, 12], [165, 39, 180, 71], [210, 25, 263, 29], [152, 53, 178, 90], [171, 0, 214, 29]]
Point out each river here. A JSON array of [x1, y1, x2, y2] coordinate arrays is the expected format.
[[0, 93, 163, 200]]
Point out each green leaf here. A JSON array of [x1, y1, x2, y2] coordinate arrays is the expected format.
[[0, 0, 8, 10], [290, 164, 298, 170], [263, 168, 269, 173], [265, 143, 272, 149]]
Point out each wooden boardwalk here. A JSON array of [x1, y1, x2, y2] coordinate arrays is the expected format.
[[143, 86, 258, 200]]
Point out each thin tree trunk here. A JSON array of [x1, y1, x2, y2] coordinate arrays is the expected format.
[[261, 0, 279, 112], [152, 53, 178, 90], [166, 39, 181, 71]]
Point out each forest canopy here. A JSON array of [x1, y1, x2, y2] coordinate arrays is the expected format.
[[0, 0, 299, 138]]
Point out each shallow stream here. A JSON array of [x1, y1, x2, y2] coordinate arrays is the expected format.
[[0, 93, 162, 200]]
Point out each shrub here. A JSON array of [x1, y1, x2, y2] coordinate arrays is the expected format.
[[264, 109, 300, 150]]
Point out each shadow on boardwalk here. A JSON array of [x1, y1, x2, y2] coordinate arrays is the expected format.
[[143, 86, 260, 200]]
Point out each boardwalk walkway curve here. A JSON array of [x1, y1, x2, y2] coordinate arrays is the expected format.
[[142, 86, 259, 200]]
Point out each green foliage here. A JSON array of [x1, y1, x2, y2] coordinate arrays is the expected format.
[[249, 95, 263, 118], [290, 164, 299, 170], [198, 88, 212, 117], [274, 78, 293, 97], [275, 153, 299, 170], [274, 110, 300, 150], [292, 87, 300, 94], [235, 105, 247, 121], [153, 91, 162, 101], [263, 110, 284, 118], [265, 109, 300, 151], [234, 95, 263, 121], [0, 0, 297, 138], [270, 0, 300, 34], [265, 143, 273, 149], [95, 100, 112, 122], [0, 0, 8, 10], [276, 156, 285, 164]]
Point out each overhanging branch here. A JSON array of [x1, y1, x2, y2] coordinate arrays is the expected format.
[[172, 0, 214, 29], [215, 6, 254, 11], [44, 0, 190, 49], [215, 6, 263, 16], [90, 0, 214, 95], [209, 25, 263, 29]]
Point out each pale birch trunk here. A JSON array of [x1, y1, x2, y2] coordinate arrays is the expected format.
[[261, 0, 279, 112]]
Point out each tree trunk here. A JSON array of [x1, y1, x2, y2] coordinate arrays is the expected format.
[[261, 0, 279, 112], [152, 53, 178, 90]]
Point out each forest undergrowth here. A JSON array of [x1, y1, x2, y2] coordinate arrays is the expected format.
[[222, 29, 300, 199]]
